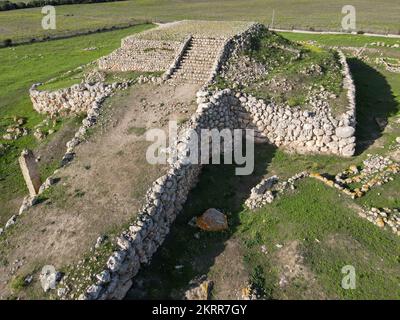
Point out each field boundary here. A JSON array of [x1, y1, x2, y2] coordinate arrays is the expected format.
[[2, 20, 400, 49], [0, 21, 150, 48], [270, 28, 400, 39]]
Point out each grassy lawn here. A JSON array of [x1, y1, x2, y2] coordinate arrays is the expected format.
[[0, 0, 399, 43], [0, 23, 154, 225]]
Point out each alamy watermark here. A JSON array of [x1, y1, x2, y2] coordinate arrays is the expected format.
[[42, 6, 56, 30], [341, 5, 356, 31], [145, 121, 255, 175], [341, 265, 356, 289]]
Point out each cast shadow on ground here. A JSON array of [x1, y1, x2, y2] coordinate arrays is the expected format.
[[348, 58, 399, 155], [125, 143, 277, 299]]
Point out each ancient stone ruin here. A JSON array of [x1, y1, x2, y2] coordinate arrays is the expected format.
[[20, 21, 363, 300], [18, 149, 41, 197]]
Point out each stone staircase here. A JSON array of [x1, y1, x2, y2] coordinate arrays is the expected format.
[[170, 37, 226, 84]]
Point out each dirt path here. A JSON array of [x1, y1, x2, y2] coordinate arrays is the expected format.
[[0, 82, 199, 298]]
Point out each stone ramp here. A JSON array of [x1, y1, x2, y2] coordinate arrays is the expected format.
[[169, 37, 226, 84]]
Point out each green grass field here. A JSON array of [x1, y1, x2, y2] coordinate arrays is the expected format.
[[0, 23, 154, 225], [0, 0, 399, 43]]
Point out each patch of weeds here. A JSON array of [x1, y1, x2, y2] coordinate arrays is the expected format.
[[38, 183, 68, 209], [74, 189, 85, 198], [249, 265, 273, 299], [287, 94, 306, 107], [177, 118, 188, 126], [58, 235, 117, 299], [127, 126, 146, 136], [10, 274, 29, 292]]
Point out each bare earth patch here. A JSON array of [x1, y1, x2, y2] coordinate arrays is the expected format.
[[274, 240, 327, 300], [208, 238, 249, 300]]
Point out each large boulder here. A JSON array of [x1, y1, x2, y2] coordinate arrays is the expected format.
[[185, 276, 213, 300], [335, 126, 355, 138], [196, 208, 228, 231], [39, 265, 61, 292]]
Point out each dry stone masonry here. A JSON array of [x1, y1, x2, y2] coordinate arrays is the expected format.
[[98, 38, 182, 72], [245, 172, 309, 209], [30, 82, 116, 116], [311, 155, 400, 199], [358, 207, 400, 235], [196, 85, 356, 157], [70, 87, 243, 300]]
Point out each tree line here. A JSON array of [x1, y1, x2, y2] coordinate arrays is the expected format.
[[0, 0, 125, 11]]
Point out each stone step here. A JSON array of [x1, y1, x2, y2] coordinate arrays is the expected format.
[[182, 52, 217, 58], [176, 67, 213, 74], [169, 37, 225, 84], [172, 73, 209, 80], [179, 61, 214, 67], [181, 56, 216, 63], [187, 45, 223, 51], [191, 39, 225, 45], [175, 72, 210, 79]]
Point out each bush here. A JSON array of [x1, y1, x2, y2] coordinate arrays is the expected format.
[[3, 39, 12, 47], [10, 275, 27, 292], [15, 2, 26, 9]]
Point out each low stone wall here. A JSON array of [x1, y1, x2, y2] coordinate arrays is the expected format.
[[98, 38, 182, 72], [196, 86, 356, 157], [29, 82, 118, 116]]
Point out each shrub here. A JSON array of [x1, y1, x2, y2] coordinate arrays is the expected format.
[[10, 275, 27, 292], [3, 39, 12, 47]]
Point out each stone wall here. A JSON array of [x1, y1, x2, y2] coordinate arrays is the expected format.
[[198, 49, 357, 157], [29, 82, 117, 116], [98, 38, 182, 72]]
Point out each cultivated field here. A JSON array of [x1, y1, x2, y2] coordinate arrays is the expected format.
[[0, 0, 399, 43]]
